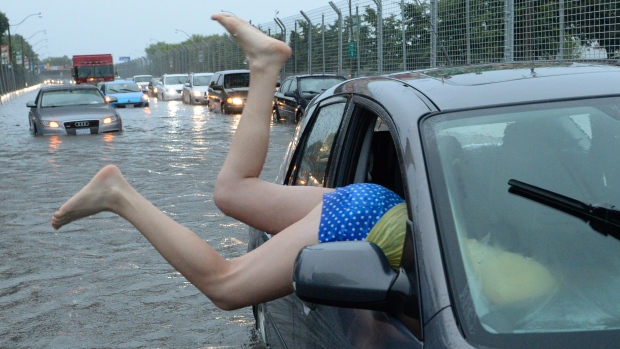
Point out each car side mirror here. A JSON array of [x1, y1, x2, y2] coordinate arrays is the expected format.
[[212, 84, 223, 91], [184, 82, 190, 87], [293, 241, 415, 313], [284, 91, 297, 98], [27, 101, 36, 108]]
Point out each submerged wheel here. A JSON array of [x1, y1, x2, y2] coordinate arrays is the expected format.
[[221, 103, 228, 114]]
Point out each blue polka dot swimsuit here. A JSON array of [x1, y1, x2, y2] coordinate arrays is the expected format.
[[318, 183, 405, 243]]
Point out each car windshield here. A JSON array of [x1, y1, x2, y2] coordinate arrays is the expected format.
[[299, 77, 344, 94], [423, 97, 620, 344], [107, 83, 141, 93], [40, 89, 105, 107], [164, 75, 187, 84], [223, 73, 249, 88], [75, 66, 114, 78], [193, 75, 212, 86], [133, 76, 152, 83]]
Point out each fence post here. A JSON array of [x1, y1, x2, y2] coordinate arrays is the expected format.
[[430, 0, 437, 67], [322, 14, 326, 74], [275, 17, 287, 79], [300, 11, 313, 74], [559, 0, 565, 60], [328, 2, 343, 77], [372, 0, 383, 75], [466, 0, 471, 65], [504, 0, 514, 62]]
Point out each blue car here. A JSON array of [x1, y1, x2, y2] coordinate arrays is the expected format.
[[97, 80, 149, 108]]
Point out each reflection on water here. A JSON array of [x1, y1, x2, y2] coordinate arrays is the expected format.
[[48, 135, 62, 153], [0, 91, 296, 348]]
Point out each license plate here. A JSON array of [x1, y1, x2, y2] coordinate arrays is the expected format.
[[125, 104, 134, 108], [76, 128, 91, 135]]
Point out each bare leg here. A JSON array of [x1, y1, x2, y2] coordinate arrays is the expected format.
[[212, 14, 331, 235], [51, 164, 320, 309], [50, 15, 327, 310]]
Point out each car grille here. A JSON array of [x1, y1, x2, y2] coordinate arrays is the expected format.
[[64, 120, 100, 129]]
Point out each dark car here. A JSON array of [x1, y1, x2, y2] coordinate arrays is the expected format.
[[249, 62, 620, 348], [207, 69, 250, 114], [147, 77, 160, 98], [273, 74, 346, 123], [27, 84, 122, 136]]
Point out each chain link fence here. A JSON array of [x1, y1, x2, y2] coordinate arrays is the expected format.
[[117, 0, 619, 79]]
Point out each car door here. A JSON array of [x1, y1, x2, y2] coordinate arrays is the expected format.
[[208, 73, 223, 110], [282, 78, 298, 122], [274, 78, 292, 120], [263, 94, 423, 348]]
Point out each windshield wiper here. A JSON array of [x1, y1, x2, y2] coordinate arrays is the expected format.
[[508, 179, 620, 240]]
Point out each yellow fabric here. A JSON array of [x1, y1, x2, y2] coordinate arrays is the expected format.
[[365, 203, 407, 270], [464, 238, 557, 305]]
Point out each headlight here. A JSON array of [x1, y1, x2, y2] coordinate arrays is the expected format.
[[227, 97, 244, 105], [103, 115, 118, 124], [167, 88, 176, 94], [42, 120, 60, 128], [153, 88, 158, 93], [193, 90, 201, 97], [141, 94, 149, 101]]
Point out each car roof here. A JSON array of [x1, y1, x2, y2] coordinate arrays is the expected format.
[[103, 80, 138, 85], [39, 84, 99, 92], [324, 62, 620, 117], [290, 74, 346, 79], [214, 69, 250, 74], [191, 72, 214, 76], [387, 61, 620, 111]]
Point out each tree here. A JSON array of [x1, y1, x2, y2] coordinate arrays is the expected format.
[[564, 0, 620, 59], [0, 11, 8, 45]]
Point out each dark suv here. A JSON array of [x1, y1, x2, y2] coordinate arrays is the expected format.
[[249, 62, 620, 348], [273, 74, 346, 123], [207, 69, 250, 114]]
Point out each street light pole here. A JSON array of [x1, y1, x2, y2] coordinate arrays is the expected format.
[[8, 13, 42, 65], [25, 30, 46, 41], [176, 29, 201, 72]]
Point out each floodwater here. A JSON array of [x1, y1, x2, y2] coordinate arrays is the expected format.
[[0, 88, 295, 348]]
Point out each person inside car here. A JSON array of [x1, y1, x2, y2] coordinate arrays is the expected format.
[[50, 13, 408, 310]]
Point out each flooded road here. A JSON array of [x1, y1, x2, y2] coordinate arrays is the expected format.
[[0, 88, 296, 348]]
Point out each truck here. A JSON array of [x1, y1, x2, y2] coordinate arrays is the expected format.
[[72, 54, 115, 85]]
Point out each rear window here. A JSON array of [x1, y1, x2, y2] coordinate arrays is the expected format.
[[223, 73, 250, 89]]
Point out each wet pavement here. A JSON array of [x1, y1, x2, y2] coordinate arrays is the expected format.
[[0, 88, 296, 348]]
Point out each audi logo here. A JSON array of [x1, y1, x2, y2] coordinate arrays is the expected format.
[[75, 121, 90, 127]]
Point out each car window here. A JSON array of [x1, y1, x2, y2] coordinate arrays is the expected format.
[[291, 102, 346, 187], [423, 97, 620, 341], [223, 73, 250, 89], [40, 89, 105, 107], [107, 83, 141, 93], [299, 77, 344, 93], [279, 79, 292, 93], [289, 79, 298, 94], [164, 75, 187, 84], [194, 75, 212, 86]]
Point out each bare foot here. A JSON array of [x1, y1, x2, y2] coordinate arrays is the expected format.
[[211, 13, 291, 74], [51, 165, 128, 230]]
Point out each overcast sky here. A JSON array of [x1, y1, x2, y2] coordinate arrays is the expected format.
[[4, 1, 316, 63]]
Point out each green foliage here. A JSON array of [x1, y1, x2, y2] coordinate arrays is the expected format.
[[0, 11, 8, 43]]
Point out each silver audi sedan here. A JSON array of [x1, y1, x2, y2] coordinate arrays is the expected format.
[[27, 84, 122, 136]]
